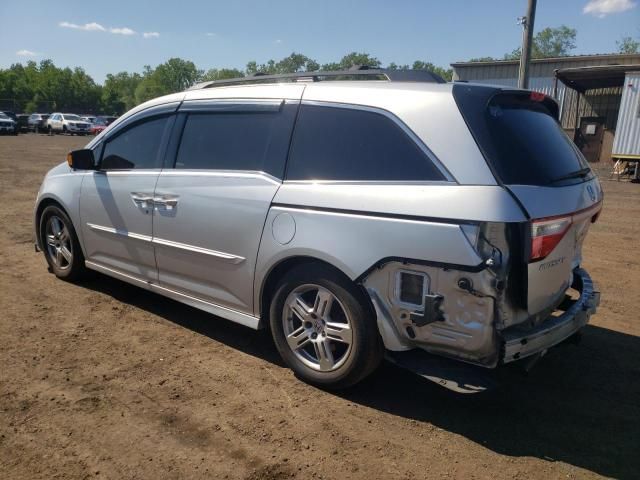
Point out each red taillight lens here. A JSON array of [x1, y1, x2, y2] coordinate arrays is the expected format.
[[530, 91, 546, 102], [530, 216, 572, 262]]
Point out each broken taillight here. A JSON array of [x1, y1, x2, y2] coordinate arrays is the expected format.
[[530, 215, 572, 262]]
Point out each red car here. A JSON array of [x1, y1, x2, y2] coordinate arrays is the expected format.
[[90, 116, 117, 135]]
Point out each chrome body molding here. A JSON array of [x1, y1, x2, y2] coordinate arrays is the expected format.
[[152, 237, 245, 264], [84, 261, 260, 329], [158, 169, 281, 185], [86, 222, 153, 242], [86, 222, 245, 264]]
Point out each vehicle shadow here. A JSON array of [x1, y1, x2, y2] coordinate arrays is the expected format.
[[77, 274, 640, 480]]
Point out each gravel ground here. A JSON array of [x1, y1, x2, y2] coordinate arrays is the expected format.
[[1, 133, 639, 480]]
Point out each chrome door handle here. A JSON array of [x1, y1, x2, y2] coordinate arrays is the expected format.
[[131, 192, 154, 208], [153, 195, 179, 210]]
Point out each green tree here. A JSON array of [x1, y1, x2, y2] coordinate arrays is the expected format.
[[102, 71, 142, 114], [322, 52, 381, 71], [201, 68, 245, 81], [134, 58, 202, 104], [617, 36, 640, 54], [504, 25, 577, 60], [245, 53, 319, 75], [0, 59, 102, 112], [410, 61, 453, 81]]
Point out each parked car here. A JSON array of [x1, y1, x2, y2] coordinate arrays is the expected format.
[[0, 111, 17, 134], [16, 114, 30, 133], [2, 110, 17, 122], [47, 113, 91, 135], [33, 70, 602, 389], [81, 115, 97, 124], [89, 116, 112, 135], [28, 113, 50, 133]]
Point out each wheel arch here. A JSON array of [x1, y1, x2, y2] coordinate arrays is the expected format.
[[257, 255, 374, 329], [34, 196, 83, 254]]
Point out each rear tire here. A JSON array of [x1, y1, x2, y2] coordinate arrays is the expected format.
[[39, 205, 87, 281], [269, 264, 383, 389]]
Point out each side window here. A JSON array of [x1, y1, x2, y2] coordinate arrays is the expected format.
[[286, 104, 445, 181], [174, 104, 296, 177], [101, 116, 168, 170]]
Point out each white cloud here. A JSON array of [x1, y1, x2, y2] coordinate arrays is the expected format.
[[16, 49, 37, 57], [59, 21, 106, 31], [143, 32, 160, 38], [59, 21, 137, 35], [205, 32, 217, 37], [583, 0, 636, 17], [274, 39, 282, 44], [109, 27, 136, 35]]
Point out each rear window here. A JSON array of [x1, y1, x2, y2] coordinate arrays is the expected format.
[[453, 85, 590, 186], [286, 105, 445, 182]]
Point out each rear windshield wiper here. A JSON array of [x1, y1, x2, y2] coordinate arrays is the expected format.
[[547, 167, 592, 185]]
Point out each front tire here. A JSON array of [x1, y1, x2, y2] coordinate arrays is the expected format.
[[269, 264, 383, 389], [39, 205, 87, 281]]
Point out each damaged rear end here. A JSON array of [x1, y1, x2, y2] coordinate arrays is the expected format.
[[364, 84, 602, 369]]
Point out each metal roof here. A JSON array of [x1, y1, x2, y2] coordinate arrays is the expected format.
[[556, 64, 640, 92], [450, 53, 640, 68]]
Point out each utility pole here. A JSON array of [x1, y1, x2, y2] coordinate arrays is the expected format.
[[517, 0, 537, 89]]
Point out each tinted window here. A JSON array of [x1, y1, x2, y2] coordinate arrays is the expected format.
[[453, 85, 590, 186], [286, 105, 444, 181], [175, 106, 295, 177], [101, 116, 168, 170]]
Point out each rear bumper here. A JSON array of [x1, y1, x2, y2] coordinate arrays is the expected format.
[[501, 268, 599, 363]]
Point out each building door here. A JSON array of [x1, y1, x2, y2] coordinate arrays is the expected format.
[[575, 116, 605, 163]]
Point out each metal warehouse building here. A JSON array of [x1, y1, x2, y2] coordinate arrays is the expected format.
[[451, 54, 640, 163]]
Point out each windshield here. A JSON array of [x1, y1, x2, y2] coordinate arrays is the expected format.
[[95, 118, 107, 125], [0, 113, 10, 120], [453, 85, 590, 186], [64, 114, 81, 121]]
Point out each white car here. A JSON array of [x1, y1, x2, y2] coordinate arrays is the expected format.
[[47, 113, 91, 135]]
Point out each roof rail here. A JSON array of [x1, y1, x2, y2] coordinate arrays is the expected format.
[[188, 67, 446, 90]]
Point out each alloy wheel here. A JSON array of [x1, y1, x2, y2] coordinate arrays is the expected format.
[[282, 284, 354, 372], [45, 215, 73, 270]]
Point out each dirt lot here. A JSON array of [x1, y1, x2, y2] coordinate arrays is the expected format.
[[0, 134, 639, 480]]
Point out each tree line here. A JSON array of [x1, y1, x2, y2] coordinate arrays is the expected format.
[[0, 52, 453, 115], [0, 26, 636, 115]]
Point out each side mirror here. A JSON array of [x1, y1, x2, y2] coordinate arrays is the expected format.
[[66, 149, 96, 170]]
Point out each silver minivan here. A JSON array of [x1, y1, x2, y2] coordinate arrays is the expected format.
[[34, 69, 602, 389]]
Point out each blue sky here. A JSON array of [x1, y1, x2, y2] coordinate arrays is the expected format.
[[1, 0, 638, 83]]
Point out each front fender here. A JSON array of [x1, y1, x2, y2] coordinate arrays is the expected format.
[[34, 163, 86, 255]]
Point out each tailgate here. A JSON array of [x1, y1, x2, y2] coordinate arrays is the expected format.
[[453, 85, 603, 315], [511, 179, 602, 314]]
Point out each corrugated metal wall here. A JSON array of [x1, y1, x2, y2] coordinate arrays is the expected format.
[[451, 54, 640, 81], [612, 73, 640, 156], [561, 87, 623, 130], [451, 55, 640, 130]]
